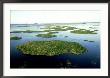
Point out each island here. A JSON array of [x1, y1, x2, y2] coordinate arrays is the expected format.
[[84, 40, 95, 42], [70, 29, 97, 34], [10, 30, 44, 33], [16, 40, 87, 56], [10, 36, 22, 40], [36, 33, 57, 38]]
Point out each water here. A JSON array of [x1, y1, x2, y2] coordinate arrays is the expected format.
[[10, 23, 100, 68]]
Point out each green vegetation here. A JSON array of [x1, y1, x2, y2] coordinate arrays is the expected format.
[[43, 26, 76, 32], [88, 41, 94, 42], [62, 26, 68, 28], [52, 26, 77, 31], [16, 40, 87, 56], [10, 26, 83, 34], [23, 30, 36, 33], [79, 29, 86, 30], [65, 27, 77, 30], [10, 36, 22, 40], [38, 26, 79, 33], [52, 27, 66, 31], [89, 27, 93, 28], [10, 31, 22, 33], [70, 29, 97, 34], [43, 30, 54, 32], [94, 30, 98, 31], [84, 40, 88, 41], [65, 36, 68, 37], [48, 31, 59, 34], [84, 40, 94, 42], [10, 30, 44, 33], [36, 33, 57, 38]]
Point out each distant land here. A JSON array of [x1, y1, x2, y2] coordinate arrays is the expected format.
[[11, 22, 100, 25]]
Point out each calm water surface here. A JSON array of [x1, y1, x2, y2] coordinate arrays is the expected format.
[[10, 23, 100, 68]]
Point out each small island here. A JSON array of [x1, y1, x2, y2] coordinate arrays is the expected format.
[[88, 41, 94, 42], [10, 36, 22, 40], [16, 40, 87, 56], [10, 30, 44, 33], [47, 31, 59, 34], [43, 26, 76, 32], [84, 40, 95, 42], [84, 40, 88, 41], [70, 29, 97, 34], [36, 33, 57, 38]]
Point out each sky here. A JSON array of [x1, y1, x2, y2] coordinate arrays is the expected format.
[[11, 10, 101, 24]]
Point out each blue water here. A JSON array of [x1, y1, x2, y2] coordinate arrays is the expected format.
[[10, 23, 100, 68]]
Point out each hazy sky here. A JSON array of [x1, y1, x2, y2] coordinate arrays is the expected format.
[[11, 10, 100, 24]]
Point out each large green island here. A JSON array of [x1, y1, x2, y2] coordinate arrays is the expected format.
[[16, 40, 87, 56]]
